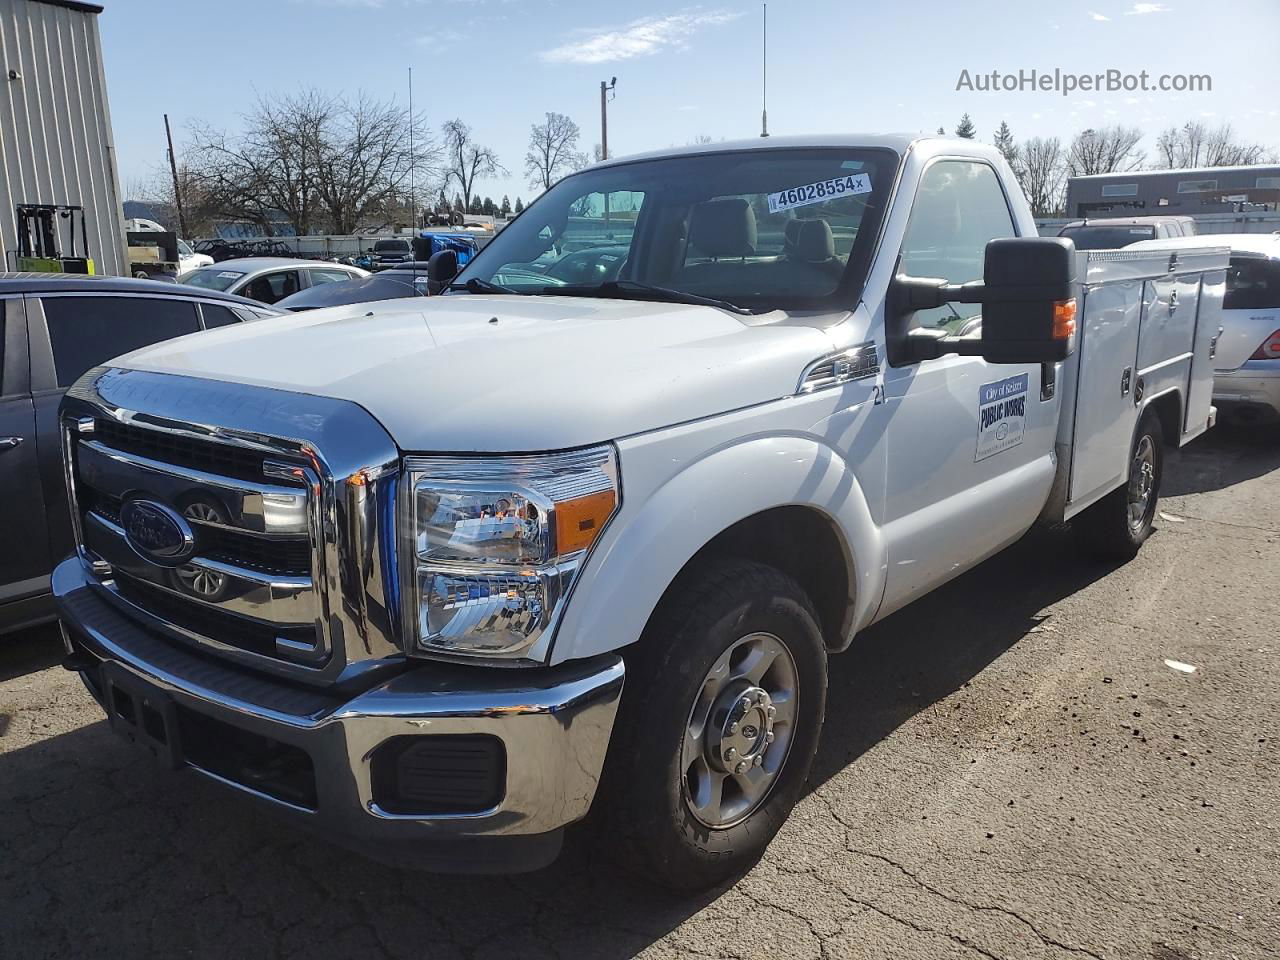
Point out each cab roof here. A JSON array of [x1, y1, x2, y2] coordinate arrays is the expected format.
[[0, 273, 262, 304], [590, 132, 931, 169]]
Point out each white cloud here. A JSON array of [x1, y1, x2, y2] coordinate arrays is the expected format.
[[540, 9, 741, 64], [1125, 3, 1170, 14], [1089, 10, 1110, 20]]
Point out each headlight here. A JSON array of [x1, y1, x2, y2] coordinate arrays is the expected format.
[[403, 446, 619, 661]]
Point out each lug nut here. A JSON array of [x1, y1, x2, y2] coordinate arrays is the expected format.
[[766, 705, 776, 719], [725, 747, 737, 761], [765, 732, 775, 744], [753, 755, 764, 767], [735, 761, 748, 774], [728, 722, 738, 735], [756, 692, 767, 705]]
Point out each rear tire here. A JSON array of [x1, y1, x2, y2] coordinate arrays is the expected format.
[[598, 559, 828, 892], [1077, 410, 1163, 560]]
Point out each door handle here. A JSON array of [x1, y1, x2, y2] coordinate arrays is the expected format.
[[0, 437, 23, 452]]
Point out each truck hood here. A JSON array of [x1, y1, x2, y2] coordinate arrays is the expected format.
[[114, 295, 837, 452]]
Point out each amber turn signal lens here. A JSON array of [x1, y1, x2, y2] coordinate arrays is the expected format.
[[1052, 298, 1078, 341], [555, 490, 617, 555]]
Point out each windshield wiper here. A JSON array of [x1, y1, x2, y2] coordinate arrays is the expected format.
[[544, 279, 755, 315], [448, 277, 521, 295]]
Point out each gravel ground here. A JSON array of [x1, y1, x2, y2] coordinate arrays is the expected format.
[[2, 426, 1278, 960]]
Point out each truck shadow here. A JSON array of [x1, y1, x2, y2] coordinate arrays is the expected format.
[[809, 525, 1114, 792], [1161, 423, 1280, 497], [0, 527, 1125, 959]]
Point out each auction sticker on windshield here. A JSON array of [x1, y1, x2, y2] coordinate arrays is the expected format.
[[767, 173, 872, 214], [975, 374, 1028, 462]]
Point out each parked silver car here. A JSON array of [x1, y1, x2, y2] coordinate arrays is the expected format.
[[179, 258, 369, 306], [1130, 233, 1280, 424]]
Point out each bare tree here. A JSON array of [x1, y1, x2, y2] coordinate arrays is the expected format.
[[1016, 136, 1067, 217], [184, 89, 436, 236], [314, 92, 437, 234], [126, 166, 221, 238], [1155, 121, 1277, 169], [524, 112, 587, 191], [442, 119, 505, 214], [1066, 125, 1145, 177]]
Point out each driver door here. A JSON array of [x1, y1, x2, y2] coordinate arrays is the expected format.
[[877, 159, 1057, 616]]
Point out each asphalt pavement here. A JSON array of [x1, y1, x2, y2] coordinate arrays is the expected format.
[[2, 425, 1278, 960]]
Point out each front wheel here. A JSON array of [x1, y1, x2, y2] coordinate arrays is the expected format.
[[1077, 410, 1163, 560], [598, 559, 828, 891]]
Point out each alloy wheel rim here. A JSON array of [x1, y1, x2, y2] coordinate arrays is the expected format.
[[1128, 435, 1156, 531], [681, 631, 799, 829]]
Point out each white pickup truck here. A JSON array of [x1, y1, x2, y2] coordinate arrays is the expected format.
[[53, 134, 1226, 891]]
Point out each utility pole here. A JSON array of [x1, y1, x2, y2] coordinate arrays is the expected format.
[[164, 114, 188, 237], [760, 3, 769, 138], [599, 76, 616, 160]]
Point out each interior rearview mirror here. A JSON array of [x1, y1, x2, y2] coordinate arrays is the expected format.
[[888, 237, 1079, 366]]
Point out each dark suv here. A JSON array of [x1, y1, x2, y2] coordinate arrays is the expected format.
[[0, 275, 275, 633]]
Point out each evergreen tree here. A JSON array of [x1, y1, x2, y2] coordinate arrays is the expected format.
[[514, 197, 525, 213], [955, 113, 977, 139], [936, 126, 946, 135], [501, 195, 512, 216], [993, 121, 1018, 167]]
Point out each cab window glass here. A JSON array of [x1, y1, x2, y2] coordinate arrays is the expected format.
[[44, 296, 199, 387], [200, 303, 242, 329], [243, 270, 301, 304], [310, 268, 357, 285], [900, 161, 1017, 330]]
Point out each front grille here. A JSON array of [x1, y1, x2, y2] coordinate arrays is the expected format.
[[66, 395, 350, 677], [94, 419, 302, 485], [84, 489, 311, 578], [113, 574, 315, 658], [197, 526, 311, 578]]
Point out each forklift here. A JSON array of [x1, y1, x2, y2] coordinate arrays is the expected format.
[[9, 204, 95, 274]]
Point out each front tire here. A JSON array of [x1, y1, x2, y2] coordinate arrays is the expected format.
[[1077, 410, 1163, 560], [599, 559, 828, 892]]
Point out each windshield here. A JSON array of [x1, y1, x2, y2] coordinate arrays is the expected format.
[[178, 239, 194, 257], [375, 239, 411, 253], [179, 267, 243, 291], [454, 147, 896, 311], [1059, 224, 1156, 250]]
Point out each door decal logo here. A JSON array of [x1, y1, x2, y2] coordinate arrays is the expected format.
[[976, 374, 1028, 462]]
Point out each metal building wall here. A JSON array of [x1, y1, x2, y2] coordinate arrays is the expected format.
[[0, 0, 125, 275]]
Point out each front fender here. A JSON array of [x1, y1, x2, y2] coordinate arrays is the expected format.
[[547, 433, 885, 665]]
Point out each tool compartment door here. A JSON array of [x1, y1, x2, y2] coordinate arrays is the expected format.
[[1136, 273, 1199, 421], [1183, 265, 1226, 441], [1067, 279, 1143, 514]]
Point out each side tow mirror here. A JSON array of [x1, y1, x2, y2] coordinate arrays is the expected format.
[[426, 249, 459, 293], [888, 237, 1079, 366]]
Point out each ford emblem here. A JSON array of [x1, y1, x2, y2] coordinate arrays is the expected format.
[[120, 499, 195, 566]]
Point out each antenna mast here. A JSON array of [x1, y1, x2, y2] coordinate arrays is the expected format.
[[408, 66, 416, 228], [760, 3, 769, 138]]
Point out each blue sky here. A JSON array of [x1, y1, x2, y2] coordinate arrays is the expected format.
[[100, 0, 1279, 208]]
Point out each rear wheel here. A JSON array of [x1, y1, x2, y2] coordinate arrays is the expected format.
[[1077, 410, 1163, 560], [599, 559, 828, 891]]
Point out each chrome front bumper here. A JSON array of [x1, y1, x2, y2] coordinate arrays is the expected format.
[[53, 557, 624, 873]]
